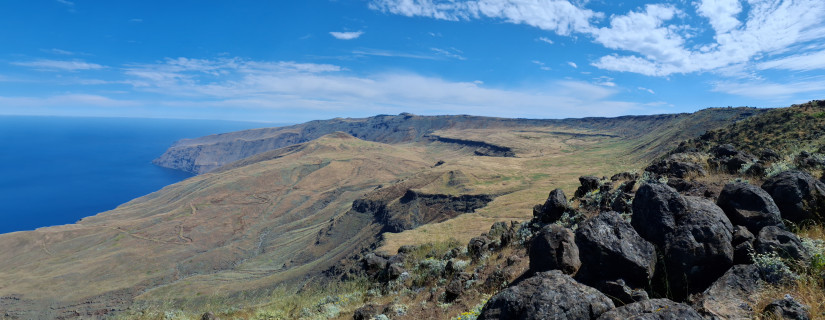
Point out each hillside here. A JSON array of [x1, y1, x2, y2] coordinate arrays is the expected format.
[[0, 107, 765, 318], [153, 109, 761, 174]]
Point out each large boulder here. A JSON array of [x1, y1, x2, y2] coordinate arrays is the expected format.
[[664, 197, 734, 297], [732, 226, 755, 264], [631, 183, 688, 245], [533, 189, 569, 223], [529, 225, 581, 275], [632, 183, 733, 298], [477, 270, 614, 320], [755, 226, 811, 262], [762, 170, 825, 224], [575, 176, 601, 198], [574, 211, 656, 288], [717, 182, 785, 234], [597, 299, 703, 320], [645, 155, 706, 179], [691, 264, 763, 319], [363, 253, 388, 278], [468, 236, 491, 259], [763, 295, 811, 320]]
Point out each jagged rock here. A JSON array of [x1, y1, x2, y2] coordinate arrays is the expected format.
[[666, 178, 713, 198], [795, 152, 825, 169], [386, 263, 405, 280], [597, 299, 702, 320], [610, 172, 639, 181], [763, 295, 811, 320], [529, 225, 580, 275], [534, 189, 569, 223], [574, 211, 656, 288], [468, 236, 491, 259], [597, 279, 649, 306], [353, 304, 383, 320], [691, 264, 762, 319], [610, 192, 633, 213], [717, 182, 785, 234], [755, 226, 811, 262], [646, 155, 706, 178], [732, 226, 755, 264], [631, 183, 687, 245], [397, 245, 416, 254], [201, 312, 219, 320], [713, 144, 739, 157], [574, 175, 601, 198], [632, 184, 733, 298], [363, 253, 388, 278], [477, 270, 614, 320], [762, 170, 825, 224], [445, 274, 471, 302], [746, 162, 766, 176], [761, 148, 781, 162]]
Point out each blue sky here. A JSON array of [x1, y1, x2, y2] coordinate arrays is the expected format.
[[1, 0, 824, 122]]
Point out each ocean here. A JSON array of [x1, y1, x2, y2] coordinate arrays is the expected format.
[[0, 116, 277, 234]]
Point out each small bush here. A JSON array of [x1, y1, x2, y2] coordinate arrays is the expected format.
[[753, 252, 799, 283]]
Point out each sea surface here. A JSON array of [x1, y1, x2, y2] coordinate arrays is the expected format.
[[0, 116, 278, 234]]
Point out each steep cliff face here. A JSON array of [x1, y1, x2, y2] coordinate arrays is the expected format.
[[154, 108, 764, 174]]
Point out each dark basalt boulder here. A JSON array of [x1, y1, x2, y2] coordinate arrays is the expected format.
[[596, 299, 703, 320], [529, 225, 581, 275], [533, 189, 569, 223], [610, 172, 638, 181], [468, 236, 492, 260], [663, 196, 734, 297], [713, 144, 739, 158], [597, 279, 649, 306], [761, 148, 781, 162], [632, 183, 733, 298], [762, 170, 825, 224], [717, 182, 785, 234], [755, 226, 811, 262], [477, 270, 614, 320], [631, 183, 688, 246], [353, 304, 384, 320], [732, 226, 755, 264], [645, 156, 706, 179], [574, 211, 656, 289], [363, 253, 388, 278], [763, 295, 811, 320], [691, 264, 763, 319], [575, 176, 601, 198]]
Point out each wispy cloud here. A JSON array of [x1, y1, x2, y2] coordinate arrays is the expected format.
[[329, 31, 364, 40], [567, 61, 577, 69], [638, 87, 655, 94], [352, 48, 437, 60], [129, 18, 143, 23], [431, 48, 466, 60], [713, 77, 825, 100], [116, 57, 647, 118], [757, 50, 825, 71], [532, 60, 551, 71], [12, 59, 106, 71], [0, 94, 138, 108], [369, 0, 825, 77], [43, 48, 75, 55], [536, 37, 554, 44], [56, 0, 74, 6]]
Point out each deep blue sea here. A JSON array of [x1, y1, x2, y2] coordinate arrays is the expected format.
[[0, 116, 278, 234]]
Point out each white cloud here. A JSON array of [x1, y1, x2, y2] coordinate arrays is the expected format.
[[12, 59, 106, 71], [431, 47, 466, 60], [130, 18, 143, 23], [330, 31, 364, 40], [44, 48, 74, 55], [757, 50, 825, 71], [0, 94, 138, 108], [532, 60, 551, 71], [369, 0, 602, 35], [370, 0, 825, 76], [638, 87, 655, 94], [118, 57, 646, 118], [713, 78, 825, 99], [353, 48, 437, 60], [567, 61, 577, 68], [594, 76, 615, 87], [537, 36, 554, 44], [56, 0, 74, 6]]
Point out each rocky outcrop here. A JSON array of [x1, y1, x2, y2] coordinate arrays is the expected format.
[[645, 154, 706, 179], [532, 189, 569, 223], [632, 183, 734, 298], [763, 295, 811, 320], [762, 170, 825, 224], [755, 226, 811, 262], [477, 270, 614, 320], [574, 211, 656, 289], [596, 299, 703, 320], [691, 264, 764, 319], [529, 225, 580, 275], [732, 226, 755, 264], [717, 182, 785, 234], [425, 135, 516, 157]]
